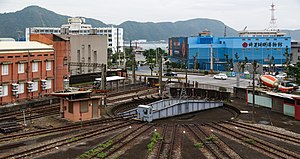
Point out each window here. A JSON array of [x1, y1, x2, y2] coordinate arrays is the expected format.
[[2, 64, 8, 75], [63, 57, 68, 65], [32, 62, 38, 72], [0, 85, 8, 97], [18, 63, 24, 73], [46, 79, 52, 89], [32, 81, 39, 92], [46, 61, 51, 71], [80, 101, 88, 113], [68, 102, 73, 113], [18, 83, 24, 94], [94, 51, 97, 62]]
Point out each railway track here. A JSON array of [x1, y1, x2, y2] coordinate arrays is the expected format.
[[184, 124, 235, 159], [223, 121, 300, 145], [82, 123, 155, 159], [0, 117, 127, 143], [0, 120, 135, 159], [0, 104, 60, 121], [206, 122, 300, 159], [156, 125, 177, 159]]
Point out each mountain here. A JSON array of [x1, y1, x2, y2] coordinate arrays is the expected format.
[[282, 30, 300, 41], [0, 6, 299, 41], [119, 19, 238, 41], [0, 6, 107, 39]]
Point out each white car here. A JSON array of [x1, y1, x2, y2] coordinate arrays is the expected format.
[[213, 73, 228, 80], [276, 73, 287, 79]]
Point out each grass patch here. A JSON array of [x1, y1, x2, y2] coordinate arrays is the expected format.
[[66, 137, 80, 142], [79, 140, 113, 159], [97, 152, 106, 159], [147, 132, 162, 153], [206, 136, 217, 142], [194, 142, 204, 148], [243, 138, 256, 145]]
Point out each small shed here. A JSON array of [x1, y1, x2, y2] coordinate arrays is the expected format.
[[52, 90, 101, 122]]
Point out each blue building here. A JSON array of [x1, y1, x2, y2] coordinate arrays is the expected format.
[[169, 30, 291, 71]]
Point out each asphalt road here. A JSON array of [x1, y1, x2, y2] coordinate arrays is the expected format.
[[133, 66, 252, 89]]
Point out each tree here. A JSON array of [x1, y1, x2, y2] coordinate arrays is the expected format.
[[267, 55, 275, 74], [224, 54, 230, 71], [283, 46, 292, 67], [287, 61, 300, 84], [193, 52, 199, 69]]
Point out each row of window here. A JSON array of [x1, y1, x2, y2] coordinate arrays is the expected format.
[[242, 38, 288, 41], [0, 80, 52, 97], [0, 54, 53, 59], [2, 61, 52, 75]]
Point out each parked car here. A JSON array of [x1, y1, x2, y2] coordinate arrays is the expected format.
[[276, 72, 287, 80], [164, 72, 177, 76], [213, 73, 228, 80]]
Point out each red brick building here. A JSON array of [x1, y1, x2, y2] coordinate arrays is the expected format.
[[0, 41, 55, 104], [30, 34, 70, 92]]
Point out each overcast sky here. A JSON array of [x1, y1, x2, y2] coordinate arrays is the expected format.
[[0, 0, 299, 30]]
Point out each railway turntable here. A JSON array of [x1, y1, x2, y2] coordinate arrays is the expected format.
[[119, 99, 224, 122]]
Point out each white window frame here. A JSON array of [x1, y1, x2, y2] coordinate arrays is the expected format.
[[32, 62, 38, 72], [0, 85, 8, 97], [32, 81, 39, 92], [18, 83, 25, 94], [46, 79, 52, 89], [18, 63, 25, 73], [46, 61, 52, 71], [2, 64, 8, 75]]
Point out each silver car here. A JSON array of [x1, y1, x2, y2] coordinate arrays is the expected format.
[[213, 73, 228, 80]]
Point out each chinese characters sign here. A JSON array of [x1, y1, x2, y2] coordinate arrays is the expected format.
[[242, 42, 284, 48]]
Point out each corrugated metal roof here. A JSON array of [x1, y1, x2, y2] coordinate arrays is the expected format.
[[0, 41, 53, 52]]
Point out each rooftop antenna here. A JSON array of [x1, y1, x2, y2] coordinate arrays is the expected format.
[[268, 3, 277, 31]]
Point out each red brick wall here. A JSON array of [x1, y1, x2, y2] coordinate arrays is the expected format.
[[0, 50, 55, 104]]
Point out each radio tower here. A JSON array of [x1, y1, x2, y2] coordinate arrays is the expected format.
[[268, 3, 277, 31]]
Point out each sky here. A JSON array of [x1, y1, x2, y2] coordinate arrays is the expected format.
[[0, 0, 299, 30]]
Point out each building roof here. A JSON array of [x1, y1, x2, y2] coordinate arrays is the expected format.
[[0, 41, 54, 53], [52, 90, 92, 96], [95, 76, 125, 82]]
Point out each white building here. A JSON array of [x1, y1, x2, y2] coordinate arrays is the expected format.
[[26, 17, 123, 53]]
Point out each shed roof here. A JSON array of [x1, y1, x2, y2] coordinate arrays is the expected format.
[[95, 76, 125, 82], [0, 41, 54, 53], [52, 90, 92, 96]]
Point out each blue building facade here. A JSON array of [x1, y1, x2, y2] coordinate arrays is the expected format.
[[169, 33, 291, 71]]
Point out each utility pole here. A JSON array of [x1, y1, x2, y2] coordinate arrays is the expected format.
[[117, 28, 120, 68], [252, 60, 259, 123], [210, 44, 213, 70], [132, 56, 136, 85], [158, 48, 163, 96], [101, 64, 106, 90]]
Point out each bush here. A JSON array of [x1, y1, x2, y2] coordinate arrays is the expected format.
[[194, 142, 204, 148], [204, 71, 209, 75]]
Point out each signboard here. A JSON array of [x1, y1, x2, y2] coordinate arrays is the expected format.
[[242, 42, 284, 48], [169, 37, 188, 59]]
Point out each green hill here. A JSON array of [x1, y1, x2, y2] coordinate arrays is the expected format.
[[0, 6, 299, 41]]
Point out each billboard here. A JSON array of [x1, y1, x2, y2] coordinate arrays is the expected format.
[[168, 37, 188, 59]]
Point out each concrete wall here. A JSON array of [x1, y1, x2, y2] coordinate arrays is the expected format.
[[68, 35, 107, 75]]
